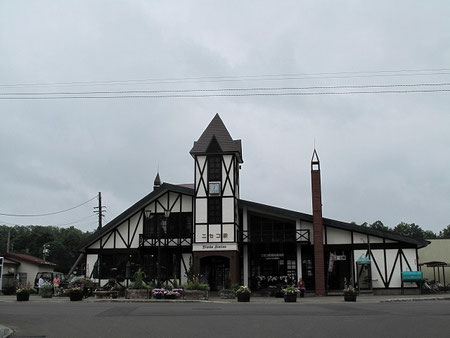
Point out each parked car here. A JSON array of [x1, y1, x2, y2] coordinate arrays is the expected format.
[[34, 272, 67, 290]]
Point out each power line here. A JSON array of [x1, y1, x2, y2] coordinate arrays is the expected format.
[[1, 82, 449, 96], [1, 67, 450, 88], [0, 195, 98, 217], [0, 214, 97, 227], [0, 88, 449, 100]]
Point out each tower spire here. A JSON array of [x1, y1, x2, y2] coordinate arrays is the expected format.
[[311, 148, 325, 296], [154, 172, 161, 190]]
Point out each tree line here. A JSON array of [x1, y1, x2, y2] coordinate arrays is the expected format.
[[0, 225, 93, 273], [356, 221, 450, 240]]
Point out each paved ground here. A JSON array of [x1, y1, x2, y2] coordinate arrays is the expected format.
[[1, 293, 450, 338]]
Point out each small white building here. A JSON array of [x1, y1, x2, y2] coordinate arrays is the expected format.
[[80, 114, 428, 295], [1, 252, 56, 293]]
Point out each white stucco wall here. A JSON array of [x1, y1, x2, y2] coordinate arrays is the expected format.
[[208, 224, 221, 242], [195, 199, 207, 224], [326, 227, 352, 244], [223, 224, 235, 242], [196, 224, 207, 242], [86, 254, 98, 278], [222, 198, 234, 223]]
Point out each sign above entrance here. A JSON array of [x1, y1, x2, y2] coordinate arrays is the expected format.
[[192, 243, 238, 252]]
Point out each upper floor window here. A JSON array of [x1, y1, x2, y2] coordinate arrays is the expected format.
[[208, 198, 222, 224], [208, 156, 222, 182]]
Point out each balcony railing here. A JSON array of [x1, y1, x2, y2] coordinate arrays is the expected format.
[[242, 229, 310, 244], [139, 234, 192, 247]]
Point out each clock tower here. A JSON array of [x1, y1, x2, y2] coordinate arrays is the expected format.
[[190, 114, 243, 286]]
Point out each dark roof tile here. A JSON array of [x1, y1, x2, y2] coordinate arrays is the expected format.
[[190, 114, 243, 162]]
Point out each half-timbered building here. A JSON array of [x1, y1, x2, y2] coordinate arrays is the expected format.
[[80, 114, 428, 295]]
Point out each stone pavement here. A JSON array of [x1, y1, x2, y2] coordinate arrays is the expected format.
[[1, 292, 450, 338]]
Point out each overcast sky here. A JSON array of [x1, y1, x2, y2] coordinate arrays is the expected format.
[[1, 1, 449, 235]]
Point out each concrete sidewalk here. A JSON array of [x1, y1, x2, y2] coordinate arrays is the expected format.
[[1, 292, 450, 304]]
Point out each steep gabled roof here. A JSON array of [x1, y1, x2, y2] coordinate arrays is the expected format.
[[190, 114, 243, 162], [4, 252, 56, 266], [81, 183, 194, 251]]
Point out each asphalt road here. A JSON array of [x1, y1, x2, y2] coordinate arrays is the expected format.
[[1, 300, 450, 338]]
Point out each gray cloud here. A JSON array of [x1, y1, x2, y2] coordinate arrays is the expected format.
[[0, 1, 449, 233]]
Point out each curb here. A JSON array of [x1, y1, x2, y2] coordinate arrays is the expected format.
[[382, 296, 450, 303]]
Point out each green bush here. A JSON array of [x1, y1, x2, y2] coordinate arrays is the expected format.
[[183, 282, 210, 291]]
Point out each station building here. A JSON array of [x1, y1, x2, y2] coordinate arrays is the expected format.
[[80, 114, 428, 295]]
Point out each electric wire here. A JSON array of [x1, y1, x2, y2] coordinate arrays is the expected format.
[[1, 67, 450, 88], [1, 88, 449, 100], [0, 195, 98, 217], [1, 82, 449, 96]]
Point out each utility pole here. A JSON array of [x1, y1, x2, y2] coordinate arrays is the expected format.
[[94, 192, 106, 231], [6, 229, 10, 253]]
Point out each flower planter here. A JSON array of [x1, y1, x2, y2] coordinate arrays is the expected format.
[[70, 292, 83, 301], [219, 290, 235, 299], [284, 294, 297, 302], [344, 292, 357, 302], [183, 289, 209, 300], [16, 293, 30, 301], [237, 293, 251, 302], [125, 288, 150, 299], [40, 289, 53, 298]]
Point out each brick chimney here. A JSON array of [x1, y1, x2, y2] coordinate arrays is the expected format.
[[311, 149, 326, 296]]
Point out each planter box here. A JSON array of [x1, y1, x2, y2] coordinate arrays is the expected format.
[[284, 294, 297, 302], [70, 292, 83, 301], [344, 293, 357, 302], [40, 289, 53, 298], [219, 290, 236, 299], [125, 289, 150, 299], [16, 293, 30, 301], [183, 290, 209, 300], [237, 293, 251, 302]]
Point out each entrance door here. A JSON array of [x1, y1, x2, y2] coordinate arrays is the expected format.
[[200, 256, 230, 291]]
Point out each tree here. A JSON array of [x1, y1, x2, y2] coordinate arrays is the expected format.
[[439, 225, 450, 239], [423, 230, 437, 239], [369, 220, 391, 232], [0, 224, 92, 273], [393, 222, 424, 239]]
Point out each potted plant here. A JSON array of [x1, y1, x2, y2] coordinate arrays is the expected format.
[[16, 285, 32, 301], [236, 285, 251, 302], [343, 284, 357, 302], [282, 285, 299, 302], [40, 281, 53, 298], [69, 287, 84, 301], [125, 268, 152, 299]]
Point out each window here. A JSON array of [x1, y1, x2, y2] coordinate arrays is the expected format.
[[209, 181, 221, 196], [208, 156, 222, 182], [208, 198, 222, 224]]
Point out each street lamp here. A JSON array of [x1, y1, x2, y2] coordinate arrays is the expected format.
[[145, 209, 170, 287]]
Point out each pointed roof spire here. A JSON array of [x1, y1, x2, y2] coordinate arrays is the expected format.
[[154, 172, 161, 190], [311, 148, 320, 170], [190, 113, 243, 162]]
